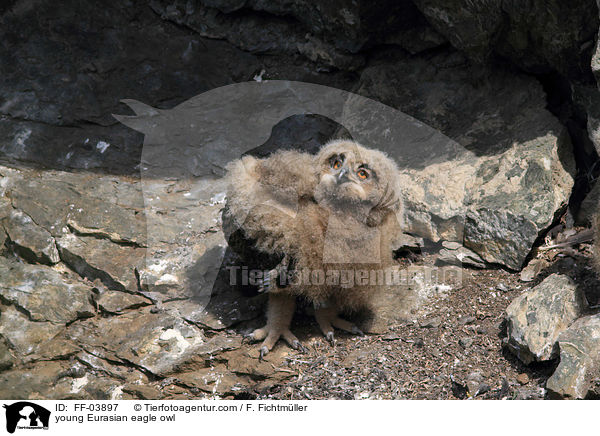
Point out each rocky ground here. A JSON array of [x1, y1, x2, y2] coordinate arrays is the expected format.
[[3, 0, 600, 400], [0, 156, 598, 400], [259, 246, 600, 400]]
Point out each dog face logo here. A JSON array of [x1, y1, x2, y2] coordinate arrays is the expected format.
[[3, 402, 50, 433]]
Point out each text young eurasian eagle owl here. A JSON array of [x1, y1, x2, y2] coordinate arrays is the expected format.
[[222, 140, 402, 357]]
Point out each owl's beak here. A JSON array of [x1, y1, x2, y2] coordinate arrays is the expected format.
[[337, 167, 350, 184]]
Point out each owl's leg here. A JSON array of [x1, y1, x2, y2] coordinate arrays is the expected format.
[[251, 293, 305, 359], [314, 305, 364, 346]]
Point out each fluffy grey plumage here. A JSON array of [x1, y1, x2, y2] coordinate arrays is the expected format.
[[223, 140, 402, 357]]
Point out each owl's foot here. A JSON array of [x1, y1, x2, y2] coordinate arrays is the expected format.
[[250, 293, 304, 359], [250, 326, 306, 359], [315, 306, 364, 346]]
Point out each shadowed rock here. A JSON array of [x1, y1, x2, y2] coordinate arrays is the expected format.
[[0, 339, 14, 371], [412, 0, 598, 78]]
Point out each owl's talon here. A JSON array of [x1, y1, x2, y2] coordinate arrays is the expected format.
[[326, 331, 336, 346], [315, 306, 364, 343], [292, 340, 308, 353], [259, 346, 269, 360], [351, 325, 365, 337], [300, 343, 308, 353]]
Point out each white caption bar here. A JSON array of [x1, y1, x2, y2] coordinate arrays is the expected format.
[[0, 400, 593, 436]]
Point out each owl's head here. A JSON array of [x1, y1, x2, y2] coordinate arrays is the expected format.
[[314, 140, 400, 222]]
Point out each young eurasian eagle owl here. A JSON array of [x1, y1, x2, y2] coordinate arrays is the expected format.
[[223, 140, 402, 357]]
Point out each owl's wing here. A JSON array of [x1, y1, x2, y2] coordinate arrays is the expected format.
[[253, 150, 318, 205], [223, 150, 316, 265]]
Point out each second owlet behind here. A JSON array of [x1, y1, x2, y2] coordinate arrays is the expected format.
[[223, 140, 402, 357]]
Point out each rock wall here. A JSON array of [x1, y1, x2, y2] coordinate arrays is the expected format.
[[1, 1, 598, 256], [1, 0, 596, 266]]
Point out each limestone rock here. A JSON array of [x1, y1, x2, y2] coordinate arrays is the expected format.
[[505, 274, 587, 364], [74, 351, 149, 387], [546, 314, 600, 399], [357, 51, 575, 270], [152, 0, 441, 70], [392, 233, 424, 252], [122, 384, 163, 400], [0, 256, 95, 324], [9, 172, 145, 244], [0, 361, 73, 399], [437, 241, 486, 269], [165, 292, 265, 331], [66, 309, 241, 376], [175, 366, 248, 396], [463, 130, 574, 270], [23, 337, 80, 364], [96, 291, 151, 314], [0, 0, 260, 174], [2, 209, 59, 264], [0, 194, 9, 213], [0, 305, 65, 357], [0, 359, 141, 400], [56, 233, 144, 293], [135, 177, 230, 302], [520, 259, 550, 283]]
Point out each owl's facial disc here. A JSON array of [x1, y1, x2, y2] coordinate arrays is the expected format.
[[317, 154, 375, 204], [315, 141, 399, 216]]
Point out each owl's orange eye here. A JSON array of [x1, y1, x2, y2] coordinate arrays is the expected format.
[[357, 169, 369, 179], [332, 160, 342, 170]]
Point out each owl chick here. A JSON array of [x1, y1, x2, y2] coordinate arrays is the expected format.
[[223, 140, 402, 357]]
